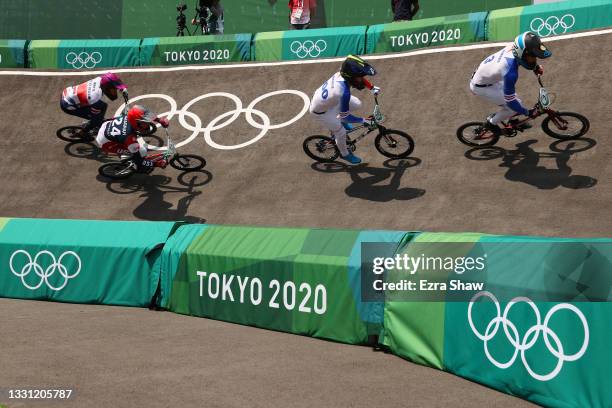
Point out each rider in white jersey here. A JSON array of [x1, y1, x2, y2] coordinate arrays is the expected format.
[[470, 31, 551, 133], [310, 55, 381, 165]]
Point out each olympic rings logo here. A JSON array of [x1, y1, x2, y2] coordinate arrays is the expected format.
[[115, 90, 310, 151], [65, 51, 103, 69], [290, 40, 328, 59], [530, 14, 575, 37], [9, 250, 82, 291], [468, 291, 589, 381]]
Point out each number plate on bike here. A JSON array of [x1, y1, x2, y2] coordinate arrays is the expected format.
[[539, 87, 551, 109]]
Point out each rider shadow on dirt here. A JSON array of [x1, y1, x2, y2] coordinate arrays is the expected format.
[[311, 158, 426, 202], [96, 170, 212, 223], [465, 138, 598, 190]]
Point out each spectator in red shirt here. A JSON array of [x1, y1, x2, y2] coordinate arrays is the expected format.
[[288, 0, 317, 30], [392, 0, 419, 22]]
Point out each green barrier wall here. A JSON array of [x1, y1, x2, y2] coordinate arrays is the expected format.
[[28, 39, 141, 69], [1, 216, 610, 407], [0, 40, 27, 68], [0, 0, 123, 40], [366, 12, 487, 54], [0, 0, 531, 39], [0, 218, 177, 306], [254, 26, 366, 62], [381, 232, 486, 369], [488, 0, 612, 41], [166, 225, 407, 344], [141, 34, 252, 66], [382, 232, 612, 408]]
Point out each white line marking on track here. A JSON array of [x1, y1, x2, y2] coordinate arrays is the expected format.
[[1, 28, 611, 77]]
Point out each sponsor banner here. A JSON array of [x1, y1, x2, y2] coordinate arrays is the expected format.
[[0, 218, 177, 306], [167, 225, 408, 344], [253, 26, 366, 62], [28, 39, 141, 69], [488, 0, 612, 41], [366, 12, 487, 54], [445, 297, 612, 407], [380, 232, 612, 407], [0, 40, 27, 68], [141, 34, 252, 66], [520, 0, 612, 38]]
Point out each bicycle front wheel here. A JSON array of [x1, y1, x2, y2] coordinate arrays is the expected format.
[[303, 135, 340, 163], [374, 129, 415, 158], [541, 112, 590, 140], [98, 161, 136, 180]]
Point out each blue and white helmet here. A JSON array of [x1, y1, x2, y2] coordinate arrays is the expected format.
[[513, 31, 552, 69]]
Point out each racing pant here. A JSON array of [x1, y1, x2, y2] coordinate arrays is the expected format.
[[310, 96, 362, 157], [469, 81, 522, 126], [96, 122, 158, 170], [61, 98, 108, 131]]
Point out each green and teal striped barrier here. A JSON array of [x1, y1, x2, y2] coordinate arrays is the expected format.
[[1, 217, 611, 407], [165, 225, 407, 344], [6, 0, 612, 68], [366, 12, 488, 54], [141, 34, 252, 66], [381, 231, 612, 408], [0, 217, 178, 306], [27, 38, 141, 69], [253, 26, 366, 62], [0, 40, 27, 68], [487, 0, 612, 41]]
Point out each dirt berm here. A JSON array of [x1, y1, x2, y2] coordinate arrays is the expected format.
[[1, 32, 611, 237]]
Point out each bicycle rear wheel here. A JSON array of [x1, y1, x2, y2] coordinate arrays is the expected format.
[[169, 154, 206, 171], [541, 112, 589, 140], [303, 135, 340, 163], [456, 122, 500, 147], [375, 129, 415, 158], [98, 161, 136, 180]]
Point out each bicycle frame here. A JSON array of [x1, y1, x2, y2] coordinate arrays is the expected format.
[[344, 96, 386, 146], [145, 130, 177, 162], [503, 75, 569, 133]]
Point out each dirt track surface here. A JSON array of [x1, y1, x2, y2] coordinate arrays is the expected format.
[[0, 298, 535, 408], [1, 33, 611, 237], [1, 32, 611, 408]]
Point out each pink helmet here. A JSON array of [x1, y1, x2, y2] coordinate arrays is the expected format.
[[100, 72, 127, 90]]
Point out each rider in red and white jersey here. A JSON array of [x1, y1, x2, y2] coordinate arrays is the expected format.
[[60, 72, 128, 134], [96, 105, 170, 172]]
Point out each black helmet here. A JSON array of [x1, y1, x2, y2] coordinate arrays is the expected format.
[[513, 31, 552, 69], [340, 55, 376, 79]]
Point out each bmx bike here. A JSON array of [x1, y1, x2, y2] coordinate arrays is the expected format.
[[98, 130, 205, 180], [303, 96, 415, 163], [457, 75, 590, 147]]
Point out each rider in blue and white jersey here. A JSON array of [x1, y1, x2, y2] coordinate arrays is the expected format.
[[310, 55, 381, 165], [470, 31, 551, 133]]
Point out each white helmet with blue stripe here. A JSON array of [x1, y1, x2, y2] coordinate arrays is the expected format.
[[513, 31, 552, 69]]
